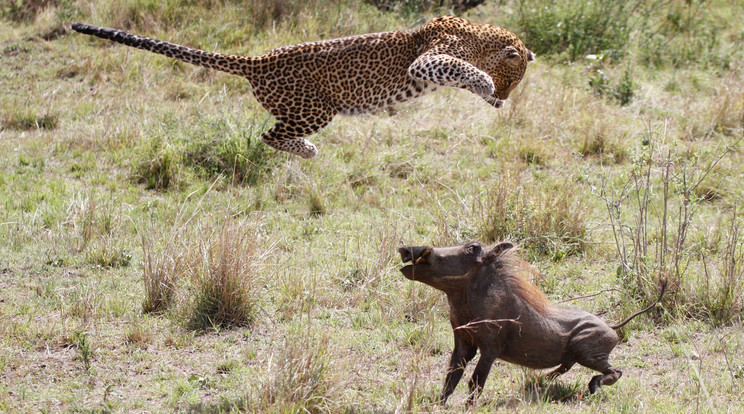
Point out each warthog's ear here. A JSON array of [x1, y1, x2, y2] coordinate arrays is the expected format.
[[527, 49, 535, 62], [487, 242, 514, 260]]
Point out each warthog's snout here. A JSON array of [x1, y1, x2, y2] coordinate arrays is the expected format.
[[398, 246, 432, 280], [398, 246, 432, 264]]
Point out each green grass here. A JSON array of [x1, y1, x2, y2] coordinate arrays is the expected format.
[[2, 0, 744, 412]]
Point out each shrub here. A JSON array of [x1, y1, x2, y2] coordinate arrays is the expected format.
[[594, 126, 741, 322], [1, 0, 55, 22], [637, 1, 729, 69], [70, 330, 94, 371], [695, 214, 744, 325], [365, 0, 484, 14], [514, 0, 637, 62], [588, 68, 636, 106]]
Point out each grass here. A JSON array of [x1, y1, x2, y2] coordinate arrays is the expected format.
[[1, 0, 744, 412]]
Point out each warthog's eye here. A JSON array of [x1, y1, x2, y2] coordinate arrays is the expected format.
[[465, 242, 482, 255]]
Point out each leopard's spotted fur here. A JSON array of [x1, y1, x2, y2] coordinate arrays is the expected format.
[[72, 16, 533, 158]]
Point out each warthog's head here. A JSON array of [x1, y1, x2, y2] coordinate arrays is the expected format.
[[398, 241, 514, 291]]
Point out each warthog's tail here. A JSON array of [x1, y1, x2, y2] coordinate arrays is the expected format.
[[610, 279, 667, 330]]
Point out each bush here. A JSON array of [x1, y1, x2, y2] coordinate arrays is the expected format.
[[588, 67, 636, 106], [514, 0, 733, 69], [595, 127, 742, 323], [637, 1, 729, 69], [514, 0, 636, 62], [365, 0, 484, 14]]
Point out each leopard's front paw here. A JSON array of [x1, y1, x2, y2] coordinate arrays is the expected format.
[[469, 77, 495, 99], [484, 95, 504, 108]]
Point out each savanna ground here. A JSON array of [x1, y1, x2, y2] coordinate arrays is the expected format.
[[1, 0, 744, 412]]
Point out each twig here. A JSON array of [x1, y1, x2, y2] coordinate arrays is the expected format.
[[454, 317, 521, 331], [556, 288, 621, 304]]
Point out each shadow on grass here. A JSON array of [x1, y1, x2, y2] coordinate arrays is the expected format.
[[520, 374, 585, 403], [484, 373, 586, 409]]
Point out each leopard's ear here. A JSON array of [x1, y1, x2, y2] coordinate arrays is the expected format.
[[526, 49, 535, 62]]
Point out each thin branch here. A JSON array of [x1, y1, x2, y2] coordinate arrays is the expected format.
[[556, 288, 621, 304], [454, 317, 521, 331]]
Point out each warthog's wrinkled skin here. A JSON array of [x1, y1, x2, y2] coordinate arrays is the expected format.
[[398, 242, 665, 404]]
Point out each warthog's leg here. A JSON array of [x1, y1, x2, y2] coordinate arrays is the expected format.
[[465, 350, 499, 405], [588, 367, 622, 393], [546, 362, 575, 379], [579, 356, 623, 393], [440, 339, 477, 404]]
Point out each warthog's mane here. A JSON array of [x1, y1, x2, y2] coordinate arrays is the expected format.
[[489, 247, 553, 315]]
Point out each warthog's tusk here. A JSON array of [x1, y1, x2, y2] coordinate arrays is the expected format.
[[414, 247, 432, 264]]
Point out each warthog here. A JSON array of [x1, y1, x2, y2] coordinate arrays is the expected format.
[[398, 241, 666, 404]]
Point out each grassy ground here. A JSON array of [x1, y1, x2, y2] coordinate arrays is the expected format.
[[2, 0, 744, 412]]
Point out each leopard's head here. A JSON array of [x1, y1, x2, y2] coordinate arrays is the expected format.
[[478, 27, 534, 101]]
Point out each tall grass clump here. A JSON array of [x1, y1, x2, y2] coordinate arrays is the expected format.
[[2, 110, 58, 131], [261, 331, 342, 413], [186, 218, 263, 331], [133, 135, 180, 191], [181, 116, 279, 187], [141, 235, 183, 314], [476, 169, 587, 260], [244, 0, 346, 31], [85, 237, 132, 268], [95, 0, 225, 32], [520, 370, 583, 403]]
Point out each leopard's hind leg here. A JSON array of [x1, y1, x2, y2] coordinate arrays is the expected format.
[[261, 107, 335, 159]]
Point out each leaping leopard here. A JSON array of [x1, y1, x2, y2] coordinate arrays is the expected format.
[[72, 16, 533, 158]]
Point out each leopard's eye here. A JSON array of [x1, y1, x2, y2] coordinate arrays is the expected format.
[[504, 47, 521, 66]]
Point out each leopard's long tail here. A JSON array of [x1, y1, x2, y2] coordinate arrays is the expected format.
[[71, 23, 253, 77]]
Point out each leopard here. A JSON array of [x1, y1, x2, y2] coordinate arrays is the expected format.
[[72, 16, 533, 158]]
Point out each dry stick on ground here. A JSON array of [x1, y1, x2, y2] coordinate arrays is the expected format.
[[556, 288, 622, 304]]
